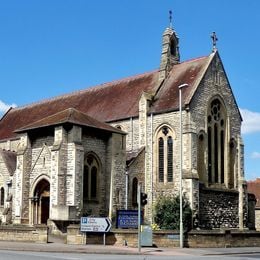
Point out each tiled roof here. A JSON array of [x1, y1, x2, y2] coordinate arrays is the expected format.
[[0, 71, 157, 140], [247, 179, 260, 208], [0, 53, 213, 141], [151, 55, 212, 113], [0, 149, 16, 176], [126, 147, 145, 167], [15, 108, 125, 135]]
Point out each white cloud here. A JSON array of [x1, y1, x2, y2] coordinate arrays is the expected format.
[[240, 108, 260, 134], [0, 100, 17, 114], [251, 152, 260, 159]]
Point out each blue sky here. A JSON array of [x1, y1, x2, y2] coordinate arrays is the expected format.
[[0, 1, 259, 180]]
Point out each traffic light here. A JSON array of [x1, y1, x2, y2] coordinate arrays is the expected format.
[[140, 192, 147, 206]]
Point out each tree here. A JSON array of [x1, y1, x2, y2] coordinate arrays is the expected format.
[[154, 195, 192, 231]]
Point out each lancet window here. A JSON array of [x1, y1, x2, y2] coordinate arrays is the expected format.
[[207, 98, 226, 185], [157, 126, 174, 183]]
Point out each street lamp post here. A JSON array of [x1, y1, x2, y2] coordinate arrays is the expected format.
[[125, 167, 128, 210], [178, 83, 189, 249]]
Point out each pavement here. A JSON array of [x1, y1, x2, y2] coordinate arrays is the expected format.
[[0, 240, 259, 256]]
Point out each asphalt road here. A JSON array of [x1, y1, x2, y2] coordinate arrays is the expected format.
[[0, 251, 260, 260]]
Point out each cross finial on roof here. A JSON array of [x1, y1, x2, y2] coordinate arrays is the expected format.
[[211, 31, 218, 52], [169, 10, 173, 29]]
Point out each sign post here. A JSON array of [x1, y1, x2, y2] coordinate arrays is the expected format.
[[80, 217, 112, 245], [80, 217, 112, 232]]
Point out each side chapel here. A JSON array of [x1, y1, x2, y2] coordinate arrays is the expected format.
[[0, 21, 253, 231]]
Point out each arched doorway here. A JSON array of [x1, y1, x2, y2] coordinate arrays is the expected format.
[[31, 179, 50, 224]]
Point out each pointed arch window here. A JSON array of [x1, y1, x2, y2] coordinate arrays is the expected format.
[[157, 126, 174, 183], [0, 187, 4, 206], [158, 137, 164, 182], [167, 136, 173, 182], [132, 177, 138, 207], [83, 154, 100, 201], [207, 98, 226, 185]]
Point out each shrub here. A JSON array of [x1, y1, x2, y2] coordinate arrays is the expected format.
[[154, 195, 192, 231]]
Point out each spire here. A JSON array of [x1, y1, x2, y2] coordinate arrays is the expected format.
[[159, 11, 180, 82]]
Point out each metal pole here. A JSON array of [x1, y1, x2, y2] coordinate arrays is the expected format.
[[179, 83, 188, 249], [103, 233, 106, 246], [125, 168, 128, 210], [150, 113, 154, 220], [108, 163, 114, 219], [138, 183, 141, 253]]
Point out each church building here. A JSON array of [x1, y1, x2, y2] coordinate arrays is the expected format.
[[0, 22, 252, 231]]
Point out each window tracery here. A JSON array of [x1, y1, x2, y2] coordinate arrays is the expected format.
[[207, 98, 226, 185]]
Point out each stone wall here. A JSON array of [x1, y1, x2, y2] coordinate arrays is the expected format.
[[67, 224, 86, 244], [199, 186, 239, 229], [0, 151, 14, 223], [66, 225, 260, 248], [67, 226, 179, 247], [108, 53, 245, 227], [189, 53, 242, 191], [189, 53, 241, 145], [109, 133, 126, 219], [0, 224, 260, 248], [127, 149, 145, 209], [0, 224, 47, 243], [0, 139, 20, 153], [255, 209, 260, 231], [111, 117, 140, 152], [187, 229, 260, 248], [81, 132, 108, 217], [13, 133, 31, 224]]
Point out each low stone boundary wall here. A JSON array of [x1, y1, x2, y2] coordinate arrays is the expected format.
[[187, 229, 260, 248], [0, 224, 259, 247], [67, 225, 260, 248], [67, 225, 139, 246], [0, 224, 47, 243]]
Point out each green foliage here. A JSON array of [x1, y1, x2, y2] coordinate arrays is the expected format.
[[154, 195, 192, 231]]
